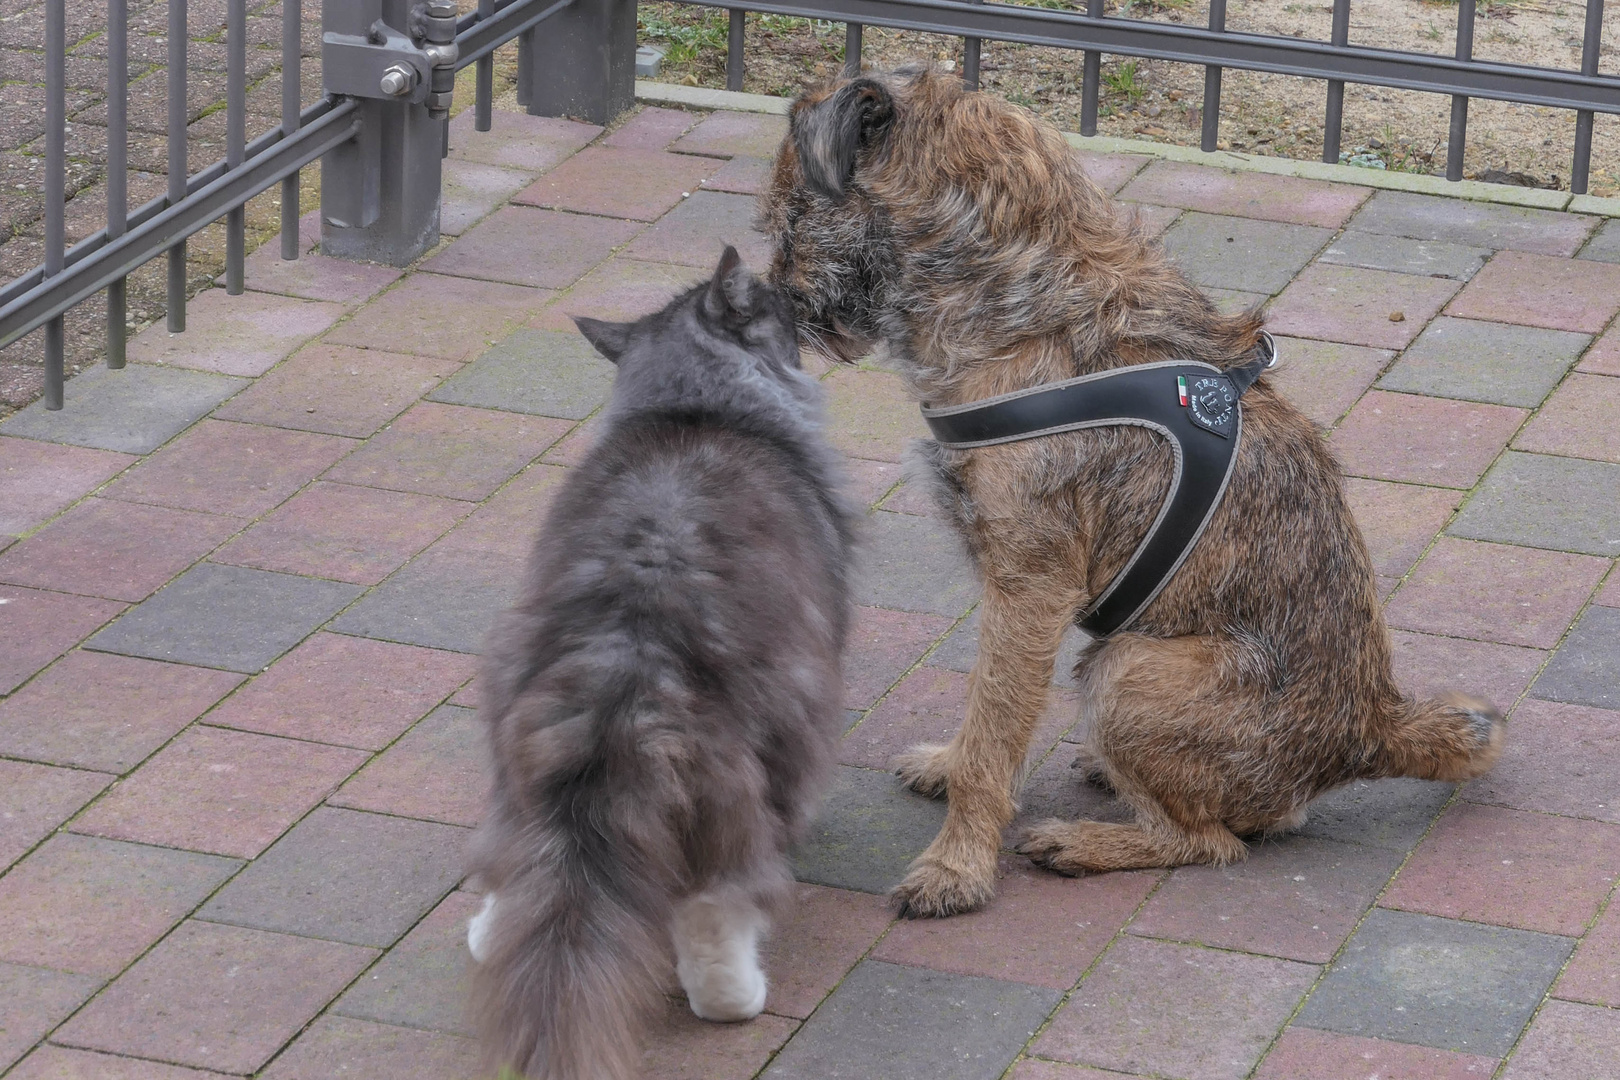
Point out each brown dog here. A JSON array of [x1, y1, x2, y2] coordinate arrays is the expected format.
[[757, 67, 1505, 918]]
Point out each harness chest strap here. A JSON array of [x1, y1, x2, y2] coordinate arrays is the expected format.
[[920, 335, 1276, 638]]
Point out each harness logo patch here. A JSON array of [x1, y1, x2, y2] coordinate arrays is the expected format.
[[1185, 375, 1238, 439]]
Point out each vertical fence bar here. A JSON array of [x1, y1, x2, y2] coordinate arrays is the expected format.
[[166, 0, 187, 331], [225, 0, 245, 294], [962, 0, 983, 89], [727, 9, 745, 92], [1572, 0, 1604, 194], [1200, 0, 1227, 151], [1080, 0, 1102, 136], [845, 21, 862, 76], [1446, 0, 1475, 181], [1322, 0, 1349, 163], [44, 0, 65, 408], [280, 0, 300, 259], [477, 0, 495, 130], [107, 0, 128, 368], [516, 28, 533, 108]]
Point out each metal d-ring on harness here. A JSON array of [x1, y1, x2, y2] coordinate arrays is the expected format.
[[921, 332, 1278, 638]]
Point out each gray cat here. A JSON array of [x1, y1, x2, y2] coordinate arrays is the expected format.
[[466, 247, 858, 1080]]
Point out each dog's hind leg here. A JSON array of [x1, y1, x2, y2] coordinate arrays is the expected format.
[[1020, 814, 1246, 874]]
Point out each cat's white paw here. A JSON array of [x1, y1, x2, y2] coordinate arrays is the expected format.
[[466, 893, 498, 963], [672, 893, 768, 1022], [681, 950, 767, 1022]]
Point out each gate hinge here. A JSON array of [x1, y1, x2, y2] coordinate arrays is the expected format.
[[323, 2, 460, 119]]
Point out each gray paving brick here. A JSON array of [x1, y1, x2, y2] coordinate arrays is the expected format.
[[855, 511, 978, 618], [330, 546, 522, 654], [1318, 230, 1491, 280], [1162, 212, 1333, 294], [1377, 317, 1588, 407], [427, 328, 612, 420], [1448, 452, 1620, 558], [1577, 218, 1620, 264], [1298, 778, 1456, 851], [1296, 907, 1573, 1056], [333, 891, 477, 1036], [1531, 605, 1620, 711], [1347, 190, 1596, 254], [0, 364, 247, 454], [85, 562, 362, 673], [791, 766, 946, 895], [1204, 286, 1270, 315], [926, 607, 1089, 688], [198, 807, 468, 948], [762, 959, 1060, 1080]]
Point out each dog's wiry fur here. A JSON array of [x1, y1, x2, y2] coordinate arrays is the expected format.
[[758, 68, 1504, 918]]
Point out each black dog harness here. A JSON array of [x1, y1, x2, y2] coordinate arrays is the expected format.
[[921, 334, 1276, 638]]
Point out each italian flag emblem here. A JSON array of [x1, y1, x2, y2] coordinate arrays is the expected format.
[[1177, 376, 1189, 407]]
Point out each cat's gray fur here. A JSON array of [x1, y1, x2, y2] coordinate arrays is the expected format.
[[467, 248, 858, 1080]]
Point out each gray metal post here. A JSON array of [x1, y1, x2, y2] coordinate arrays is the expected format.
[[520, 0, 637, 124]]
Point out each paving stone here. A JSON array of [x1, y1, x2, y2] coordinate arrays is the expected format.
[[1035, 935, 1316, 1080], [624, 190, 773, 269], [0, 651, 240, 773], [644, 1002, 800, 1080], [821, 365, 930, 463], [1318, 230, 1492, 280], [1556, 893, 1620, 1007], [324, 272, 554, 363], [927, 608, 1090, 688], [1266, 264, 1461, 350], [259, 1015, 481, 1080], [540, 410, 607, 466], [529, 256, 704, 332], [513, 147, 718, 221], [1009, 1062, 1139, 1080], [0, 363, 247, 454], [428, 327, 614, 419], [843, 667, 1076, 769], [1008, 746, 1135, 838], [1347, 191, 1597, 256], [1252, 1027, 1499, 1080], [791, 765, 947, 894], [0, 585, 123, 695], [1577, 217, 1620, 263], [1383, 803, 1620, 936], [103, 418, 355, 519], [1584, 324, 1620, 376], [330, 543, 523, 654], [1390, 628, 1545, 715], [1263, 337, 1392, 427], [203, 631, 475, 750], [125, 289, 347, 377], [1465, 698, 1620, 823], [1448, 250, 1620, 333], [1386, 537, 1607, 649], [199, 806, 468, 947], [211, 343, 448, 439], [53, 920, 376, 1074], [0, 497, 239, 602], [1600, 571, 1620, 607], [1514, 371, 1620, 463], [0, 759, 111, 873], [446, 107, 599, 171], [875, 856, 1154, 990], [1378, 317, 1590, 407], [1203, 286, 1270, 316], [5, 1045, 226, 1079], [1117, 161, 1369, 228], [757, 883, 893, 1019], [0, 961, 101, 1073], [334, 890, 480, 1036], [1161, 212, 1333, 294], [1073, 149, 1151, 194], [843, 605, 954, 710], [429, 461, 568, 560], [1499, 999, 1620, 1080], [763, 959, 1060, 1080], [1532, 604, 1620, 710], [672, 111, 788, 159], [86, 562, 361, 673], [438, 158, 534, 236], [1298, 776, 1456, 851], [604, 105, 699, 150], [855, 511, 978, 618], [1129, 837, 1404, 963], [700, 153, 772, 195], [0, 437, 133, 536], [231, 247, 403, 304], [0, 833, 239, 977], [1450, 451, 1620, 557], [1129, 201, 1183, 238], [1331, 390, 1525, 489], [329, 705, 482, 827], [71, 724, 367, 857], [422, 205, 641, 289], [1342, 478, 1459, 579]]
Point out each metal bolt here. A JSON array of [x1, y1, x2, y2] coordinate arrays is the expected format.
[[379, 64, 414, 97], [427, 0, 456, 15]]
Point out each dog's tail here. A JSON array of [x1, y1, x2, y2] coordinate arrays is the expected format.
[[1365, 692, 1506, 783]]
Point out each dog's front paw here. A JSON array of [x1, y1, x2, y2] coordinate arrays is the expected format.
[[893, 743, 954, 799], [1016, 819, 1087, 877], [890, 856, 996, 918]]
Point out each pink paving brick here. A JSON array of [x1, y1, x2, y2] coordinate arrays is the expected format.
[[0, 651, 241, 773], [328, 705, 482, 827], [641, 1001, 799, 1080], [0, 759, 111, 872], [1252, 1028, 1497, 1079], [822, 365, 931, 463], [324, 401, 569, 501], [0, 833, 239, 977], [1499, 999, 1620, 1080], [843, 458, 904, 508], [1465, 698, 1620, 823], [1330, 390, 1525, 489], [512, 147, 719, 221], [446, 107, 600, 172], [530, 257, 705, 332], [431, 462, 568, 560], [623, 190, 773, 270], [844, 605, 954, 710], [1601, 570, 1620, 609], [1116, 160, 1370, 228], [671, 111, 789, 159], [0, 962, 101, 1074], [1129, 201, 1183, 238], [1263, 337, 1394, 428], [103, 419, 356, 519], [422, 205, 642, 289], [1580, 323, 1620, 375], [1034, 935, 1318, 1080], [604, 105, 699, 150], [841, 667, 1077, 769], [1011, 1062, 1141, 1080], [0, 497, 239, 602], [1382, 802, 1620, 936], [539, 411, 605, 466], [1266, 264, 1460, 350], [876, 857, 1156, 990], [324, 272, 554, 363], [1555, 892, 1620, 1007], [700, 154, 771, 196], [440, 158, 535, 236], [1389, 629, 1545, 715], [1073, 150, 1150, 194], [125, 288, 348, 377], [1128, 838, 1403, 964], [212, 342, 448, 439], [71, 725, 369, 858], [1386, 537, 1608, 649], [6, 1045, 224, 1080], [759, 884, 892, 1019], [1448, 250, 1620, 333], [1342, 478, 1459, 579], [53, 920, 376, 1074], [232, 246, 404, 304], [0, 436, 133, 536], [212, 481, 472, 585], [259, 1016, 480, 1080], [0, 585, 124, 695], [1514, 371, 1620, 463]]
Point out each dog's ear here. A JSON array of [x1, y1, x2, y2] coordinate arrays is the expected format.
[[792, 78, 895, 201], [572, 316, 632, 362]]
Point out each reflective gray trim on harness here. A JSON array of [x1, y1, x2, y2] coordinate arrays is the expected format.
[[921, 334, 1276, 637]]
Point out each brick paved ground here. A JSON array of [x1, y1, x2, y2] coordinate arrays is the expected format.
[[3, 102, 1619, 1078]]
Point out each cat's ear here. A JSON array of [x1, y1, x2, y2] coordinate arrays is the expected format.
[[704, 245, 756, 319], [572, 316, 632, 362], [791, 77, 895, 201]]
